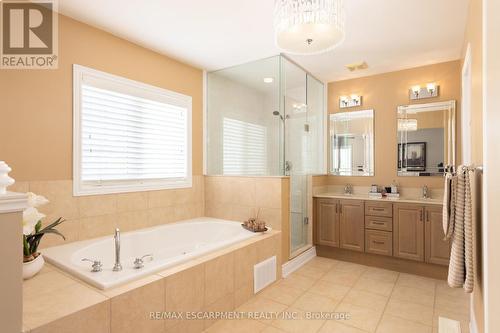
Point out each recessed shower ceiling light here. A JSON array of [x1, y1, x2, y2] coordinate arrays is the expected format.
[[274, 0, 346, 55], [263, 77, 274, 83]]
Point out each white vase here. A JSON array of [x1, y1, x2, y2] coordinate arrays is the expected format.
[[23, 254, 45, 280], [0, 161, 15, 195]]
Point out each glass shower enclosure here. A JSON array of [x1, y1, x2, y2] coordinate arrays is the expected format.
[[206, 55, 325, 258]]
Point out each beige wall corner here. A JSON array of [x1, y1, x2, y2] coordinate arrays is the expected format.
[[0, 192, 28, 333]]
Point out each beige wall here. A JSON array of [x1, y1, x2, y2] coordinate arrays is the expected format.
[[204, 176, 290, 263], [461, 0, 484, 332], [0, 15, 206, 243], [327, 60, 461, 189], [0, 15, 204, 181]]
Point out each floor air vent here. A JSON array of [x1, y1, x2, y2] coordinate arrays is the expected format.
[[254, 256, 277, 293]]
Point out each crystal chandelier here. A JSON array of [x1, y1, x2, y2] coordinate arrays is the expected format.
[[274, 0, 345, 55]]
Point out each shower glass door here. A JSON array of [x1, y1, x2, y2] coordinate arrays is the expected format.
[[282, 58, 324, 257]]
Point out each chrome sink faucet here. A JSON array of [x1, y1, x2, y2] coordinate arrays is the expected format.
[[113, 228, 123, 271], [344, 184, 353, 195], [422, 185, 430, 199]]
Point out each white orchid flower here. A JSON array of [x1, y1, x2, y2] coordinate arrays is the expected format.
[[27, 192, 49, 208], [23, 207, 45, 236]]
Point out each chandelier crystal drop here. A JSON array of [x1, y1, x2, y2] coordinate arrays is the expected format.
[[274, 0, 345, 55]]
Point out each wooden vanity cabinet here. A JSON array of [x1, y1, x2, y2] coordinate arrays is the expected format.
[[425, 205, 451, 265], [315, 198, 340, 247], [393, 204, 425, 262], [339, 199, 365, 252]]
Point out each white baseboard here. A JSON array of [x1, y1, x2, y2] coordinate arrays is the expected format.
[[281, 246, 316, 278], [470, 303, 478, 333], [438, 317, 461, 333]]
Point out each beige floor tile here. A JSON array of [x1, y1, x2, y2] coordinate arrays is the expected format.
[[335, 262, 368, 275], [261, 325, 287, 333], [321, 269, 363, 287], [342, 290, 388, 310], [259, 282, 305, 305], [280, 273, 318, 291], [237, 296, 288, 323], [294, 265, 329, 280], [304, 258, 338, 272], [384, 299, 434, 326], [166, 319, 205, 333], [335, 302, 383, 333], [396, 273, 437, 293], [361, 268, 399, 283], [352, 277, 395, 297], [376, 314, 432, 333], [205, 319, 267, 333], [318, 321, 370, 333], [434, 293, 470, 316], [390, 284, 435, 307], [435, 281, 470, 300], [292, 292, 339, 312], [271, 307, 326, 333], [309, 280, 351, 300]]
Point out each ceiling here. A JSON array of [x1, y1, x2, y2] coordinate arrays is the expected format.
[[59, 0, 469, 83]]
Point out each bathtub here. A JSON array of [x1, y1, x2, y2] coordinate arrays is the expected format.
[[43, 217, 262, 289]]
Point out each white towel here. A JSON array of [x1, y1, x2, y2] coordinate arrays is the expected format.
[[447, 165, 474, 293]]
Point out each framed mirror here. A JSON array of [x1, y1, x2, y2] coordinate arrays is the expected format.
[[329, 109, 374, 176], [397, 100, 456, 176]]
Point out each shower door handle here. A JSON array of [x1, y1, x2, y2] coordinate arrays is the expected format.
[[285, 161, 292, 175]]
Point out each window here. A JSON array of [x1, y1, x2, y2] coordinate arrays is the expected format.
[[73, 65, 192, 195], [222, 117, 267, 175]]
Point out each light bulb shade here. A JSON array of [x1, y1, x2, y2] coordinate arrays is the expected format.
[[274, 0, 345, 55]]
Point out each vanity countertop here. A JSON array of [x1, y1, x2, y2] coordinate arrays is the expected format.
[[313, 192, 443, 206]]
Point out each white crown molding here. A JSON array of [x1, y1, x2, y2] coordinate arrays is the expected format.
[[0, 192, 29, 214]]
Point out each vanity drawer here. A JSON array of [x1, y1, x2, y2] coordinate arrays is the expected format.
[[365, 230, 393, 256], [365, 216, 393, 231], [365, 202, 393, 217]]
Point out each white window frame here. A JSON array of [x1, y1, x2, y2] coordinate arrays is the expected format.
[[73, 64, 192, 196]]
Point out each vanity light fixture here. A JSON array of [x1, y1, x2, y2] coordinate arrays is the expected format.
[[263, 77, 274, 83], [339, 94, 362, 108], [409, 83, 439, 100]]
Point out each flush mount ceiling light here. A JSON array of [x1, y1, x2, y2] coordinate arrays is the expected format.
[[263, 77, 274, 83], [274, 0, 346, 55]]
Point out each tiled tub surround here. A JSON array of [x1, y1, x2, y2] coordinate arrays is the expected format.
[[22, 230, 281, 333], [205, 176, 291, 262], [8, 176, 205, 248], [43, 218, 264, 289]]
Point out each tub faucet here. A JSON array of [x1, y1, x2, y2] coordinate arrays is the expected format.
[[112, 228, 123, 271]]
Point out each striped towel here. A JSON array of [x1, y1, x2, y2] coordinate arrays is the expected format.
[[447, 165, 474, 292]]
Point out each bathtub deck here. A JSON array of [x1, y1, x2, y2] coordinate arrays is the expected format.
[[22, 230, 281, 333]]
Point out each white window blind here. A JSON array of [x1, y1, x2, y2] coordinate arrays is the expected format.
[[73, 65, 192, 195], [223, 117, 267, 175]]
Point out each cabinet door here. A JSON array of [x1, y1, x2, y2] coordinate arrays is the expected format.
[[315, 198, 340, 247], [425, 205, 451, 265], [393, 204, 425, 261], [339, 200, 365, 252]]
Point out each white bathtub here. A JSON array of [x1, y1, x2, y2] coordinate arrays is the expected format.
[[43, 217, 262, 289]]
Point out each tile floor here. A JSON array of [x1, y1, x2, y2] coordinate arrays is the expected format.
[[204, 257, 470, 333]]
